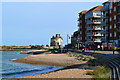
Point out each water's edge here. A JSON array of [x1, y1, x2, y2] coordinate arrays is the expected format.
[[1, 51, 65, 79]]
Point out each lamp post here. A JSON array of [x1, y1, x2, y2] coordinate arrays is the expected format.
[[113, 27, 115, 55]]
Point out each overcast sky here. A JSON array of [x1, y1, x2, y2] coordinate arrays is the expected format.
[[2, 2, 102, 46]]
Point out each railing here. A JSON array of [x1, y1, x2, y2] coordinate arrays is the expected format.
[[94, 34, 104, 36], [93, 15, 101, 18], [94, 27, 103, 30], [93, 21, 101, 24]]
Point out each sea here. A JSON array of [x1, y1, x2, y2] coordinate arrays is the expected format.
[[0, 51, 64, 79]]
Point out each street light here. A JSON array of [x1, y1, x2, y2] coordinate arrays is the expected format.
[[113, 27, 115, 55]]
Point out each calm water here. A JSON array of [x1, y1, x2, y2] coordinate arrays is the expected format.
[[1, 51, 64, 78]]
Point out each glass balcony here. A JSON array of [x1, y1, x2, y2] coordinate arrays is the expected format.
[[93, 21, 101, 24], [93, 15, 101, 18], [94, 34, 104, 36], [94, 39, 102, 42], [93, 27, 104, 30]]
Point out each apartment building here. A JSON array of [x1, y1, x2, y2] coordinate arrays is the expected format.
[[70, 0, 120, 49], [85, 6, 104, 48], [101, 0, 120, 49], [78, 10, 88, 44], [71, 31, 79, 49]]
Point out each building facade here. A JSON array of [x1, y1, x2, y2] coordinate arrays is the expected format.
[[78, 10, 88, 44], [70, 0, 120, 50], [101, 0, 120, 49], [85, 6, 104, 48], [50, 34, 63, 48]]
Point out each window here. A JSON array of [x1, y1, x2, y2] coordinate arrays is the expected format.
[[80, 31, 82, 34], [109, 3, 112, 9], [114, 7, 116, 12], [110, 25, 112, 29], [110, 10, 112, 13], [114, 15, 116, 20], [114, 24, 116, 28], [110, 33, 112, 37], [114, 32, 116, 37], [110, 17, 112, 21]]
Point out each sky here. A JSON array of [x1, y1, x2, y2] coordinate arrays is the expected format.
[[2, 2, 102, 46]]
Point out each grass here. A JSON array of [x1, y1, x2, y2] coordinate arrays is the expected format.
[[67, 51, 95, 61], [87, 66, 110, 80]]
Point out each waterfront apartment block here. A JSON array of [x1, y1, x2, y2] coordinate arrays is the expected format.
[[71, 0, 120, 49], [101, 0, 120, 49], [85, 6, 104, 47]]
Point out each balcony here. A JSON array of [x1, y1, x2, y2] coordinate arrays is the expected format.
[[94, 39, 102, 42], [93, 34, 104, 36], [93, 21, 101, 24], [93, 15, 101, 18], [93, 27, 104, 30], [87, 21, 101, 24]]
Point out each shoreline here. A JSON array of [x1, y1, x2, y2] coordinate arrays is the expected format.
[[10, 53, 93, 79], [12, 53, 85, 66]]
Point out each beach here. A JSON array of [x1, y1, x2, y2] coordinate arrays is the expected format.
[[12, 54, 86, 66], [11, 53, 93, 79], [19, 69, 92, 79]]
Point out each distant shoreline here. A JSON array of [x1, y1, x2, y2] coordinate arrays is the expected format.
[[0, 49, 45, 51]]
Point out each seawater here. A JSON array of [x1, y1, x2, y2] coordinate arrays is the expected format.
[[0, 51, 64, 79]]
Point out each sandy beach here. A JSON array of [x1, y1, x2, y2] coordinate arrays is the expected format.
[[19, 69, 93, 79], [11, 53, 93, 79], [12, 54, 86, 66]]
